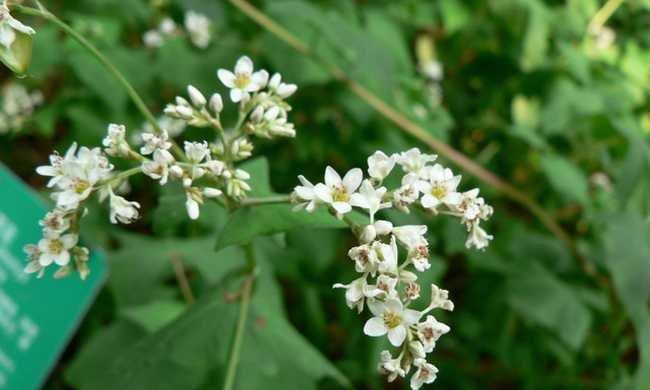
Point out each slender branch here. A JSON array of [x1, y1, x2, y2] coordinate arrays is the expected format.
[[588, 0, 625, 33], [170, 254, 196, 305], [14, 4, 185, 160], [227, 0, 600, 282], [240, 194, 291, 206], [223, 244, 256, 390]]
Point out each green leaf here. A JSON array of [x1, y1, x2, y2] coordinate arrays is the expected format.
[[603, 214, 650, 388], [215, 204, 349, 250], [539, 154, 589, 204], [507, 261, 591, 350], [67, 256, 349, 390], [121, 300, 187, 333]]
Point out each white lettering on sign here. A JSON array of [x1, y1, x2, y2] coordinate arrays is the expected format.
[[0, 212, 29, 284]]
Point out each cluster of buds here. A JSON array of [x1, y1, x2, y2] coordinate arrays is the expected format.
[[142, 10, 212, 49], [0, 82, 43, 134], [24, 56, 298, 279], [292, 148, 493, 388]]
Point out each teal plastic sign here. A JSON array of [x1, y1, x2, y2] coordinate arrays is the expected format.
[[0, 164, 107, 389]]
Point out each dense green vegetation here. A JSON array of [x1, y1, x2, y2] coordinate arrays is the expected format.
[[1, 0, 649, 389]]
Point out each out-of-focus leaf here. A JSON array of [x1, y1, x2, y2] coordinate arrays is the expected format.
[[121, 300, 187, 333], [507, 261, 591, 350], [539, 154, 589, 204], [603, 214, 650, 389]]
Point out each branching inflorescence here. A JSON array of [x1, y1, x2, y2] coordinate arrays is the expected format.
[[23, 55, 297, 279], [292, 149, 493, 388], [9, 1, 496, 384]]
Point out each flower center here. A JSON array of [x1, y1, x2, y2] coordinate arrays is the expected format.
[[48, 239, 64, 254], [234, 73, 251, 89], [74, 180, 90, 194], [332, 185, 349, 202], [383, 310, 402, 329], [422, 327, 434, 341], [431, 184, 447, 199]]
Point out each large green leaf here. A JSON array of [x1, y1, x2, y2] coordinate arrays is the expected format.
[[507, 261, 591, 350], [539, 154, 589, 205], [215, 204, 349, 250], [604, 214, 650, 389]]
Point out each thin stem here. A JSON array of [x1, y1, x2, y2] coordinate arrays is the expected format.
[[14, 4, 185, 160], [170, 254, 196, 305], [223, 244, 256, 390], [227, 0, 601, 283], [240, 194, 291, 206], [97, 166, 141, 187], [588, 0, 625, 33]]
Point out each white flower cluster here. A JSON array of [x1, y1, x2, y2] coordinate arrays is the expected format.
[[25, 56, 297, 279], [0, 0, 35, 49], [0, 82, 43, 134], [292, 148, 493, 388], [25, 143, 114, 279], [143, 10, 212, 49]]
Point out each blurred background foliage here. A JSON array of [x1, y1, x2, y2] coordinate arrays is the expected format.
[[1, 0, 649, 389]]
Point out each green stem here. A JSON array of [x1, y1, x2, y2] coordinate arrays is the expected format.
[[15, 4, 185, 160], [97, 166, 141, 187], [223, 244, 256, 390], [240, 194, 291, 206]]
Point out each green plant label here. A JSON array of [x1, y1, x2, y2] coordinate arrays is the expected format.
[[0, 164, 107, 389]]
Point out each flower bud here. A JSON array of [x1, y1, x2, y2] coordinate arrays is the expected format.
[[360, 224, 376, 244], [209, 93, 223, 113], [203, 187, 222, 198], [374, 220, 393, 236], [187, 85, 206, 107]]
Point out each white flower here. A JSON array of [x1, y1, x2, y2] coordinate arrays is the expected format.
[[364, 298, 420, 347], [293, 175, 319, 212], [367, 151, 395, 181], [184, 11, 211, 49], [410, 359, 439, 390], [417, 315, 450, 353], [420, 59, 443, 82], [37, 232, 78, 267], [23, 244, 44, 278], [159, 18, 177, 34], [314, 166, 362, 216], [348, 244, 378, 274], [378, 350, 405, 382], [392, 225, 428, 250], [333, 276, 366, 313], [39, 210, 70, 234], [457, 188, 493, 224], [184, 140, 210, 163], [0, 1, 35, 49], [36, 143, 78, 188], [250, 105, 296, 138], [143, 30, 163, 48], [428, 284, 454, 311], [465, 223, 493, 250], [102, 123, 131, 157], [142, 149, 174, 185], [108, 188, 140, 224], [392, 173, 421, 212], [373, 236, 399, 274], [409, 340, 426, 359], [50, 145, 113, 210], [374, 220, 394, 236], [224, 168, 251, 198], [217, 56, 269, 103], [364, 274, 398, 298], [393, 148, 436, 175], [350, 180, 390, 221], [418, 164, 462, 210], [268, 72, 297, 98], [140, 129, 172, 155]]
